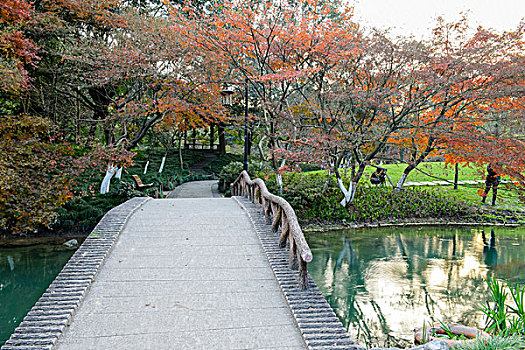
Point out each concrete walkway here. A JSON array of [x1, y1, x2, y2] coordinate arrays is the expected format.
[[55, 184, 306, 349], [167, 180, 222, 198]]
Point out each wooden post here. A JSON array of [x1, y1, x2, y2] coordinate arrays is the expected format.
[[454, 163, 459, 190], [232, 171, 312, 290], [279, 216, 289, 248], [271, 207, 282, 232], [289, 234, 298, 270], [261, 198, 266, 215], [298, 256, 309, 290], [265, 202, 272, 224]]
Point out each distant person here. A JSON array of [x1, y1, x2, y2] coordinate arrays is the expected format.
[[482, 164, 501, 206], [370, 168, 387, 185]]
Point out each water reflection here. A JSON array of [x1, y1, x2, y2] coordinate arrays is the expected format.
[[0, 245, 75, 345], [307, 227, 525, 348]]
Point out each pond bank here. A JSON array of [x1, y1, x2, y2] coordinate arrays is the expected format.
[[0, 234, 87, 247], [303, 220, 521, 233]]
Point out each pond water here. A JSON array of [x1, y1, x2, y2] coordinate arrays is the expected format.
[[0, 245, 76, 345], [307, 226, 525, 348]]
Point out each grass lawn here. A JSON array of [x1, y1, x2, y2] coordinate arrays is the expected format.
[[309, 162, 525, 214], [372, 162, 485, 183], [374, 162, 524, 212]]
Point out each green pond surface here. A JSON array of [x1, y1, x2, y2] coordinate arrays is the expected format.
[[0, 245, 75, 345], [307, 226, 525, 348]]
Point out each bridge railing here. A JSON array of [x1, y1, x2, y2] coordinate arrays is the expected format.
[[231, 170, 313, 290]]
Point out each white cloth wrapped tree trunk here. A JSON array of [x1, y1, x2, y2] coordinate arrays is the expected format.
[[158, 156, 166, 173], [100, 164, 117, 194]]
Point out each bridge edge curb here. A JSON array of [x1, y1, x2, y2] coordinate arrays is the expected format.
[[233, 196, 366, 350], [1, 197, 152, 350]]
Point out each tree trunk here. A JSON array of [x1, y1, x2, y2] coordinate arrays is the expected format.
[[454, 163, 459, 190], [104, 126, 114, 146], [336, 172, 357, 207], [395, 164, 415, 191], [209, 123, 215, 150], [88, 87, 114, 146], [158, 153, 167, 173], [100, 164, 117, 194], [396, 137, 437, 191], [218, 123, 226, 156], [332, 151, 373, 208], [335, 155, 357, 207], [257, 135, 266, 160], [178, 132, 184, 170]]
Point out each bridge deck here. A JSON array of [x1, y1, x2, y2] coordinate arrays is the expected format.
[[55, 197, 306, 349]]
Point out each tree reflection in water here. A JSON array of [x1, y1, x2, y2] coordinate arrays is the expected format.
[[307, 227, 525, 348]]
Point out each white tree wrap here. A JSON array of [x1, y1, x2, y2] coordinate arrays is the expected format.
[[396, 172, 408, 191], [158, 156, 166, 173], [338, 178, 356, 207], [143, 160, 149, 175], [100, 164, 117, 194], [277, 173, 283, 194]]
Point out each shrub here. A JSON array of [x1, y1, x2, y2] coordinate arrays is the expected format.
[[204, 153, 243, 175], [53, 192, 131, 234], [0, 115, 74, 233], [218, 160, 260, 194], [262, 172, 475, 224]]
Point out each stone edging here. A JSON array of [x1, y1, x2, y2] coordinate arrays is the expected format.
[[233, 196, 366, 350], [304, 221, 520, 233], [1, 197, 151, 350]]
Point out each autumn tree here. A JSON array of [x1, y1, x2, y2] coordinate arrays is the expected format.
[[0, 0, 38, 95], [174, 0, 358, 176], [272, 31, 443, 205], [391, 18, 525, 190], [0, 116, 73, 233], [0, 0, 162, 230]]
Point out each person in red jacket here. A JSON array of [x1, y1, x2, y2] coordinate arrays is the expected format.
[[482, 164, 501, 206]]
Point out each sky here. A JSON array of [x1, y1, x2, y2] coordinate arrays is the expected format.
[[350, 0, 525, 39]]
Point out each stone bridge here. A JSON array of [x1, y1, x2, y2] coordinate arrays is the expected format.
[[2, 173, 363, 350]]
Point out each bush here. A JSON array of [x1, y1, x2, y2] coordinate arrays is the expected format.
[[53, 192, 132, 234], [0, 115, 74, 233], [261, 172, 475, 225], [204, 153, 243, 175], [218, 160, 260, 194]]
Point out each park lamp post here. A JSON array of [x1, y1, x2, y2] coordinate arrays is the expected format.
[[221, 79, 249, 172]]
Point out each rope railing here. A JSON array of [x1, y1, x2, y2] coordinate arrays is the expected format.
[[231, 170, 313, 290]]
